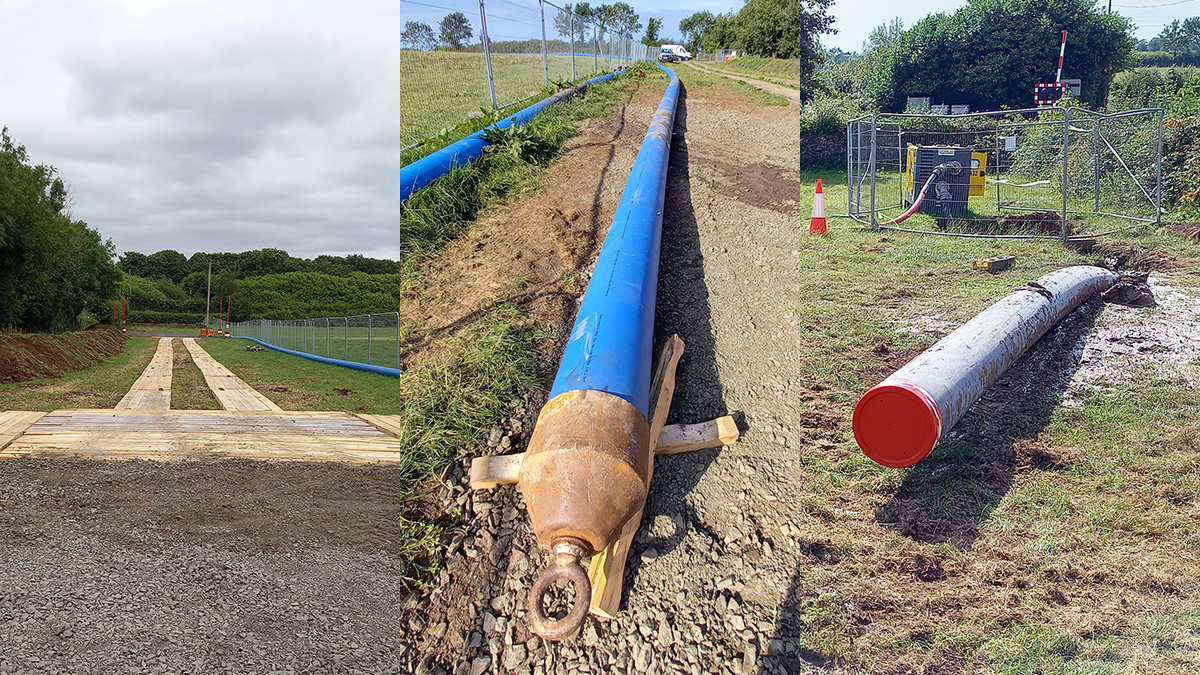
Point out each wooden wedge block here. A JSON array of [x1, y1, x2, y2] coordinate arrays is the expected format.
[[588, 335, 684, 619]]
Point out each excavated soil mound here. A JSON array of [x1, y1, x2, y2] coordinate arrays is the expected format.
[[0, 325, 126, 383]]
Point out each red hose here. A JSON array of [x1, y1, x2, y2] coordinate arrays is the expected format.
[[880, 167, 943, 226]]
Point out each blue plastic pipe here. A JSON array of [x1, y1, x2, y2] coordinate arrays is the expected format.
[[547, 62, 680, 417], [401, 71, 618, 202], [232, 336, 404, 378]]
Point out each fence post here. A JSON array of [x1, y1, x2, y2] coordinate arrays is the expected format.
[[539, 0, 549, 87], [1061, 107, 1070, 243], [570, 14, 576, 80], [395, 313, 401, 369], [1093, 117, 1101, 215], [1156, 109, 1164, 225], [368, 314, 373, 365], [326, 318, 330, 357], [868, 115, 878, 227], [479, 0, 498, 110], [592, 23, 598, 74]]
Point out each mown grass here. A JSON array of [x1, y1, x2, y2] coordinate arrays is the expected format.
[[0, 337, 158, 411], [402, 50, 624, 148], [672, 62, 789, 106], [169, 338, 220, 410], [203, 305, 538, 476], [765, 170, 1200, 671], [401, 66, 663, 255]]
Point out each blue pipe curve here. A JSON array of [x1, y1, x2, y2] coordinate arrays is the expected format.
[[401, 71, 619, 202], [231, 336, 405, 378], [547, 62, 680, 417]]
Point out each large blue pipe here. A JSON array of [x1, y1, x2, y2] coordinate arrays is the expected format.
[[231, 336, 404, 378], [521, 62, 681, 641], [547, 62, 680, 416], [401, 71, 618, 202]]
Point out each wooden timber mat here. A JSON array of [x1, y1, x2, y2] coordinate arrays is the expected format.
[[0, 409, 419, 464], [181, 338, 283, 412], [114, 337, 173, 411]]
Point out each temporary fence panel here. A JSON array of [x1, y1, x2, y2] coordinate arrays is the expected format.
[[228, 313, 407, 371], [846, 107, 1163, 240], [402, 0, 653, 151]]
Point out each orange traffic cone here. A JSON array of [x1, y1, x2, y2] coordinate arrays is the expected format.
[[809, 179, 827, 235]]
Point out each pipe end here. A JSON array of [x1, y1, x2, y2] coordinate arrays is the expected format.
[[852, 380, 942, 468]]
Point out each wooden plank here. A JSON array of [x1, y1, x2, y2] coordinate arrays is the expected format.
[[0, 412, 46, 453], [469, 453, 524, 489], [356, 414, 410, 438], [589, 335, 684, 620], [115, 337, 173, 411], [181, 339, 283, 411], [654, 415, 739, 455]]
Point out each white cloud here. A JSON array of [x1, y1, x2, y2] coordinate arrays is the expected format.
[[0, 0, 400, 260]]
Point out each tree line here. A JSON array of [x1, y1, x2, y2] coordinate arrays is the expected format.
[[0, 128, 122, 333]]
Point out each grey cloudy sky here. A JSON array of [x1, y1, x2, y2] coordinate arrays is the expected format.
[[2, 0, 400, 261]]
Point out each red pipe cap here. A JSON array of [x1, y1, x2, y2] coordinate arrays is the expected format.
[[852, 380, 942, 468]]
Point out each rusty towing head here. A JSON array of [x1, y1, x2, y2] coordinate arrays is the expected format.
[[853, 265, 1117, 468], [518, 62, 681, 641], [520, 389, 650, 640]]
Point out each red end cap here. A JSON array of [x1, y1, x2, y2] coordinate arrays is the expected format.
[[852, 380, 942, 468], [815, 178, 823, 193]]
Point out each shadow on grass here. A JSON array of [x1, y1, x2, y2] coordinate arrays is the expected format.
[[760, 296, 1105, 673], [622, 85, 732, 601]]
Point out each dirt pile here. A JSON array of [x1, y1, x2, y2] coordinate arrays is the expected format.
[[0, 325, 126, 383], [1101, 270, 1156, 307]]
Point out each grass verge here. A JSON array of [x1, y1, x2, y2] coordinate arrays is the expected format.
[[169, 338, 220, 410], [673, 63, 790, 106], [0, 337, 158, 411]]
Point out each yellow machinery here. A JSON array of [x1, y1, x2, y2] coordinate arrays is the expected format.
[[903, 145, 988, 204]]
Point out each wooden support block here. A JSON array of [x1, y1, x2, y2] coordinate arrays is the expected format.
[[469, 453, 525, 489], [655, 415, 739, 455], [971, 255, 1015, 273], [0, 412, 46, 454], [467, 415, 739, 489]]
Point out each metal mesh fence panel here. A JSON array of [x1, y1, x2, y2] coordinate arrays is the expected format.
[[229, 313, 406, 371], [847, 107, 1163, 239], [402, 0, 652, 150]]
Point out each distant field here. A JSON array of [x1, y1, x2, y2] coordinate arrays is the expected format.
[[1114, 66, 1200, 84], [400, 49, 621, 145], [707, 54, 805, 83]]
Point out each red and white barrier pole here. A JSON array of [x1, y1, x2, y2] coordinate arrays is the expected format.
[[225, 297, 231, 338], [1055, 30, 1067, 84]]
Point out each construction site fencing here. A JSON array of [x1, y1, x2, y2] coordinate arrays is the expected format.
[[227, 314, 407, 370], [847, 106, 1164, 241], [401, 0, 654, 150]]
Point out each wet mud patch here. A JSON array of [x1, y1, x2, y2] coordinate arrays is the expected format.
[[954, 210, 1078, 236], [692, 158, 804, 214], [1093, 240, 1187, 271]]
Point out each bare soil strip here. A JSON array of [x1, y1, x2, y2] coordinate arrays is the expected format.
[[683, 61, 804, 104], [181, 338, 282, 411], [113, 337, 173, 411]]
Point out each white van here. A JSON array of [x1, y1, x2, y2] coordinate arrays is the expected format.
[[660, 44, 692, 61]]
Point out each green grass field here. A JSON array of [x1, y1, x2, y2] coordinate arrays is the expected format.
[[228, 321, 410, 370], [401, 49, 626, 146]]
